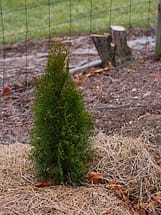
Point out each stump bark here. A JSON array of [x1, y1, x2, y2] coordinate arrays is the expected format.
[[91, 25, 132, 67], [91, 34, 115, 67]]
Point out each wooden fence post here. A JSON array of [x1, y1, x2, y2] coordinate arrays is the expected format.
[[155, 0, 161, 60]]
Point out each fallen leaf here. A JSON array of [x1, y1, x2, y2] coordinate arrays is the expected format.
[[111, 180, 122, 192], [86, 171, 109, 184], [73, 66, 112, 83], [34, 180, 52, 187], [3, 86, 11, 95], [136, 203, 146, 215], [131, 147, 138, 154], [108, 208, 114, 215], [138, 208, 146, 215], [112, 183, 123, 199], [111, 180, 133, 207]]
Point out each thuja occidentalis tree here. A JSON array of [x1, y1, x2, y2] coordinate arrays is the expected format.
[[30, 43, 94, 185]]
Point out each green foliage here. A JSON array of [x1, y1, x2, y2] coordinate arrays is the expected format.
[[30, 43, 94, 185]]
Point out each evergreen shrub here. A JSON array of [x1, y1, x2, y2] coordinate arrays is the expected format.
[[30, 43, 94, 185]]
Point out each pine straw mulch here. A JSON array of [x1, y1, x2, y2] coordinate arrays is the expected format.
[[1, 134, 161, 215]]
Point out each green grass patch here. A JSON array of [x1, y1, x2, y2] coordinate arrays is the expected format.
[[0, 0, 158, 44]]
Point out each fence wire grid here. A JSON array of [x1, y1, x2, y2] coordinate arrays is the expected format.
[[0, 0, 158, 91]]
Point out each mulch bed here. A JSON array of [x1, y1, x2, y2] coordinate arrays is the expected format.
[[0, 29, 161, 214]]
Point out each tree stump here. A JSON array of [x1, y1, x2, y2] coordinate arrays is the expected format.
[[91, 25, 132, 67], [90, 34, 115, 67], [111, 26, 132, 65]]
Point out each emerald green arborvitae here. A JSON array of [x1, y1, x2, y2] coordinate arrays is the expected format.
[[30, 43, 94, 185]]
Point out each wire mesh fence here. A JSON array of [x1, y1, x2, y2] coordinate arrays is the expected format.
[[0, 0, 157, 43], [0, 0, 157, 92]]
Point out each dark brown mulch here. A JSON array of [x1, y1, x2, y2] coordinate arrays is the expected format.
[[75, 52, 161, 140], [0, 32, 161, 144]]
